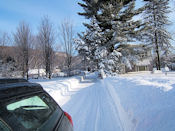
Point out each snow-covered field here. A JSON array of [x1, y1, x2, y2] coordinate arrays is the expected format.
[[30, 72, 175, 131]]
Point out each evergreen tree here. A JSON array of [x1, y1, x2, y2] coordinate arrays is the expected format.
[[143, 0, 172, 70], [76, 18, 104, 70], [78, 0, 133, 19], [77, 0, 145, 75], [75, 35, 90, 70]]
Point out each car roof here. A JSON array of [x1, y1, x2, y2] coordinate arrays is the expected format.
[[0, 78, 28, 84], [0, 79, 44, 100]]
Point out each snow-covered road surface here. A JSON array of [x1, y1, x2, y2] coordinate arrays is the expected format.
[[31, 72, 175, 131], [63, 79, 124, 131]]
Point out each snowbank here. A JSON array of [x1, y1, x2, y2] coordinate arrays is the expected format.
[[104, 73, 175, 131], [30, 76, 81, 106]]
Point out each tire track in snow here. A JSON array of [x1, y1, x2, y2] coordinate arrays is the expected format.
[[104, 79, 135, 131], [63, 79, 121, 131], [63, 82, 97, 131], [97, 80, 121, 131]]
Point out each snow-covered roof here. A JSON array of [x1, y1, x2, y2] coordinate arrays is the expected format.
[[136, 58, 152, 66], [28, 69, 45, 75]]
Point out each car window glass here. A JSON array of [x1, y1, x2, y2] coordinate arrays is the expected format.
[[0, 119, 11, 131], [7, 96, 48, 111], [6, 93, 57, 130]]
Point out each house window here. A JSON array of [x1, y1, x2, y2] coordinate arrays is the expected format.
[[139, 66, 146, 71], [140, 52, 147, 58]]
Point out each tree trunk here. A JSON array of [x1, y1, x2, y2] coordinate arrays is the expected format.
[[26, 53, 29, 80], [153, 3, 161, 70], [155, 32, 161, 70]]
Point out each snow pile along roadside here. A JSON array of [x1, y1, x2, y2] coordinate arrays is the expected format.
[[104, 73, 175, 131], [30, 77, 81, 106]]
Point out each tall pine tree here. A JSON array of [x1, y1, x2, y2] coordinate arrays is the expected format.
[[75, 18, 102, 70], [77, 0, 145, 74], [144, 0, 172, 70]]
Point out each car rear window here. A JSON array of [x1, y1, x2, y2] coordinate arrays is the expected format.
[[4, 93, 62, 130]]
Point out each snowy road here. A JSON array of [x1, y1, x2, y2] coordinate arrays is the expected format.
[[31, 72, 175, 131], [63, 79, 124, 131]]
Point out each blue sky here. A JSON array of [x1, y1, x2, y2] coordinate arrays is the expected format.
[[0, 0, 175, 41], [0, 0, 87, 34]]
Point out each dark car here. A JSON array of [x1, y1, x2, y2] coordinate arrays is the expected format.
[[0, 79, 73, 131]]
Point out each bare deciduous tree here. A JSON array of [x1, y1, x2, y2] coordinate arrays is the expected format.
[[14, 22, 32, 80], [38, 16, 55, 79], [59, 20, 75, 76], [0, 32, 11, 59], [32, 36, 43, 78], [0, 32, 10, 46]]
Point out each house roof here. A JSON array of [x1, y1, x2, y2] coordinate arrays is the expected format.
[[136, 58, 152, 66]]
